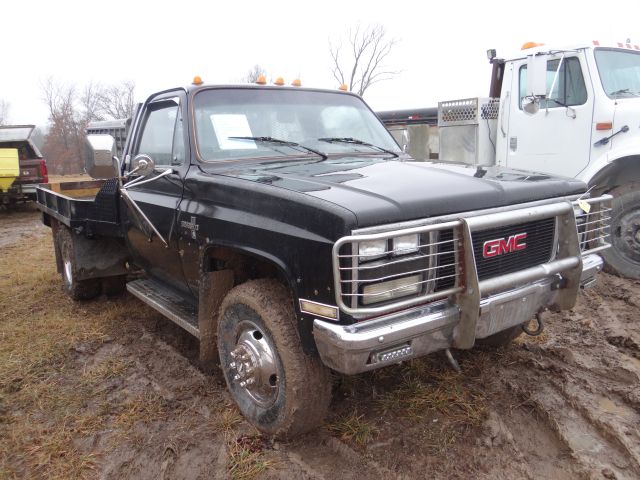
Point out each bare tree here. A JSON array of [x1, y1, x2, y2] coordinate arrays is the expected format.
[[81, 81, 106, 123], [0, 99, 10, 125], [242, 64, 267, 83], [329, 25, 400, 97], [40, 79, 137, 175], [96, 81, 136, 120], [41, 77, 85, 174]]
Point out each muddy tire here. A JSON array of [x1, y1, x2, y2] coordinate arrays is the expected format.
[[102, 275, 127, 297], [56, 227, 101, 301], [476, 324, 524, 348], [602, 183, 640, 279], [217, 279, 332, 438]]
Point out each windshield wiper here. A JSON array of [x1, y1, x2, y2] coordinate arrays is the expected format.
[[610, 88, 640, 98], [228, 136, 327, 160], [317, 137, 399, 157]]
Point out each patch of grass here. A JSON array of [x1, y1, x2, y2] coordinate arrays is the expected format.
[[227, 435, 274, 480], [327, 411, 378, 445], [0, 233, 157, 478], [215, 404, 244, 433], [82, 358, 134, 384], [375, 358, 487, 426], [114, 392, 169, 432]]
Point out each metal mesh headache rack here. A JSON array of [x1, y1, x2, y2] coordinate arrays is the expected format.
[[438, 98, 500, 126]]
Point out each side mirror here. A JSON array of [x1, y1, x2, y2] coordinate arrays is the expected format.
[[130, 154, 156, 177], [85, 134, 117, 179], [526, 54, 548, 98], [521, 53, 548, 116], [521, 96, 541, 115]]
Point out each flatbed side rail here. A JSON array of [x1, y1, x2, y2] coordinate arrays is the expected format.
[[36, 180, 122, 237]]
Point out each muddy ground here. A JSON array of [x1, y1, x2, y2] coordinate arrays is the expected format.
[[1, 207, 639, 480]]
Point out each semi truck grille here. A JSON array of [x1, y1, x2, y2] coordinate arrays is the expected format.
[[472, 218, 556, 281]]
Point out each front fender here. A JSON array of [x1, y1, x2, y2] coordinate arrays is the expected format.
[[582, 152, 640, 192]]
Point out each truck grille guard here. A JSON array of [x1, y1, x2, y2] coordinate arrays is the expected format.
[[332, 195, 612, 348]]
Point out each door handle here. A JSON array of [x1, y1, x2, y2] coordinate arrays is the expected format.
[[500, 91, 509, 138]]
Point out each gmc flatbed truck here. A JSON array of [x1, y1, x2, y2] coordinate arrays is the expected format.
[[36, 81, 611, 437]]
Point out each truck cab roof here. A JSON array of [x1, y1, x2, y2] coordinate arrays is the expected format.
[[499, 40, 638, 62]]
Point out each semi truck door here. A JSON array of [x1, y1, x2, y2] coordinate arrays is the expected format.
[[505, 54, 594, 178], [122, 93, 190, 292]]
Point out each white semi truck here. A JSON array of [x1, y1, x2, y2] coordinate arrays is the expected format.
[[379, 41, 640, 278]]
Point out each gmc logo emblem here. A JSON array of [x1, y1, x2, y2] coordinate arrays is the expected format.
[[483, 233, 527, 258]]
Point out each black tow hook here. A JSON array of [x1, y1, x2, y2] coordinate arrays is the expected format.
[[522, 312, 544, 336]]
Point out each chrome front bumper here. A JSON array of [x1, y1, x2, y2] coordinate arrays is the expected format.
[[313, 253, 603, 375]]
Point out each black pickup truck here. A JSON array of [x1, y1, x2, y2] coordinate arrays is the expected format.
[[36, 82, 611, 437]]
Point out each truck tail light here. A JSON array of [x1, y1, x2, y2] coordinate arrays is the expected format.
[[40, 159, 48, 183]]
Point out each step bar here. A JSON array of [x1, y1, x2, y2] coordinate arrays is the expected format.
[[127, 278, 200, 338]]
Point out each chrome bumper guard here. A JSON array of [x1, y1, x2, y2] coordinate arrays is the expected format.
[[316, 195, 612, 375], [314, 255, 602, 375]]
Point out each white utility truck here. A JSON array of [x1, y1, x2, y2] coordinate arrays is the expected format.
[[379, 41, 640, 278]]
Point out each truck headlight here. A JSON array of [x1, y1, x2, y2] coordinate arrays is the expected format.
[[358, 239, 387, 261], [392, 234, 419, 255], [361, 274, 422, 305]]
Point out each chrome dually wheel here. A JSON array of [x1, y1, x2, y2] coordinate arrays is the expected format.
[[217, 279, 332, 438]]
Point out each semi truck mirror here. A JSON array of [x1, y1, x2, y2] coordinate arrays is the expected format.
[[130, 154, 156, 177], [85, 134, 118, 179], [521, 96, 541, 115], [525, 54, 548, 98]]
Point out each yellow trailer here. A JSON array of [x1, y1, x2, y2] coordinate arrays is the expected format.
[[0, 148, 19, 192]]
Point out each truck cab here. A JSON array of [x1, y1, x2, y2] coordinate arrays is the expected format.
[[493, 41, 640, 278]]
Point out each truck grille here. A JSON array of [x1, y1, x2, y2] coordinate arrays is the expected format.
[[472, 218, 556, 281]]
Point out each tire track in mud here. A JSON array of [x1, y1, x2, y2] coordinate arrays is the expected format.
[[492, 275, 640, 480]]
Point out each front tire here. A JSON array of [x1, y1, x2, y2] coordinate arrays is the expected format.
[[217, 279, 331, 438], [602, 183, 640, 279], [56, 227, 101, 301]]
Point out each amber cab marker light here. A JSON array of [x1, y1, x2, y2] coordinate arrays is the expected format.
[[274, 77, 285, 86], [291, 78, 302, 87], [521, 41, 544, 50], [338, 84, 348, 91], [255, 75, 267, 85], [192, 76, 203, 86], [596, 122, 613, 131]]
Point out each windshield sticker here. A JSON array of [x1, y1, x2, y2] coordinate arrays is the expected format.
[[210, 114, 256, 150]]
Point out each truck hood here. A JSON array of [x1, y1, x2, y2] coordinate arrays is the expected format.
[[202, 156, 585, 228]]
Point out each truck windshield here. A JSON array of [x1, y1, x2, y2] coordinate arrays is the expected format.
[[193, 88, 400, 162], [594, 48, 640, 98]]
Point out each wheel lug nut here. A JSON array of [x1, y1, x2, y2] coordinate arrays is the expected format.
[[239, 381, 246, 387], [229, 362, 236, 369], [245, 378, 255, 385], [233, 374, 240, 381], [230, 351, 237, 359]]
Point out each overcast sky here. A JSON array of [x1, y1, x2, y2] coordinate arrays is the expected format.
[[3, 0, 640, 126]]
